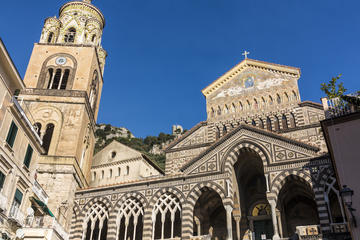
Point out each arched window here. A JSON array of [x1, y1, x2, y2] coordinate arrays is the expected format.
[[34, 122, 42, 137], [274, 116, 280, 131], [109, 169, 113, 178], [153, 193, 181, 239], [223, 125, 227, 135], [254, 98, 258, 109], [258, 118, 264, 129], [277, 94, 281, 104], [64, 27, 76, 43], [91, 35, 97, 43], [215, 126, 221, 140], [266, 117, 272, 131], [217, 106, 221, 116], [93, 172, 96, 181], [269, 96, 273, 105], [292, 90, 297, 101], [247, 100, 251, 110], [89, 71, 99, 111], [284, 92, 289, 102], [60, 69, 70, 89], [118, 167, 121, 176], [262, 97, 266, 107], [126, 166, 129, 175], [211, 108, 215, 118], [83, 203, 109, 240], [325, 177, 346, 224], [224, 105, 229, 114], [282, 114, 288, 129], [47, 69, 71, 90], [47, 32, 54, 43], [251, 119, 256, 126], [239, 102, 243, 111], [231, 103, 236, 113], [116, 198, 144, 240], [101, 170, 104, 179], [46, 68, 54, 89], [290, 112, 296, 128], [42, 123, 54, 154]]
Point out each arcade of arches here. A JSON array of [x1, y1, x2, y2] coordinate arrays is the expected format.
[[73, 138, 341, 240]]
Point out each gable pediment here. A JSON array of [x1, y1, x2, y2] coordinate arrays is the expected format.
[[165, 122, 209, 151], [202, 59, 301, 101], [181, 125, 320, 175]]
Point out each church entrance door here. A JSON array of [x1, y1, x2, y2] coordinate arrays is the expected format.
[[253, 219, 273, 240]]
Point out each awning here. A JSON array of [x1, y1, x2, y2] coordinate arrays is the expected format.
[[30, 196, 55, 217]]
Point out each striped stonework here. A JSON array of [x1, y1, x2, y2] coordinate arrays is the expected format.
[[314, 166, 335, 233], [270, 169, 313, 202], [222, 141, 268, 173]]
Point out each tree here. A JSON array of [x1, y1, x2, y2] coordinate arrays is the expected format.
[[320, 74, 347, 99]]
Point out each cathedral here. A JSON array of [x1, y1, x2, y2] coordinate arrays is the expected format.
[[0, 1, 350, 240]]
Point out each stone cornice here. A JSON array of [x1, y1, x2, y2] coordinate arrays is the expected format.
[[202, 58, 301, 98]]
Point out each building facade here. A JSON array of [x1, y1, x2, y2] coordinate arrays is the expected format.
[[1, 0, 352, 239]]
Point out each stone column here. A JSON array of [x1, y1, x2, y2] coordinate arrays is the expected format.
[[181, 202, 194, 240], [194, 216, 201, 236], [225, 205, 233, 240], [269, 200, 280, 240], [142, 207, 153, 240], [234, 216, 241, 240]]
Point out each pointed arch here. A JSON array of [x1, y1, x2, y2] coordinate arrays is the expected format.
[[224, 104, 229, 114], [151, 192, 182, 240], [266, 117, 272, 131], [254, 98, 258, 109], [42, 123, 54, 154], [273, 115, 280, 131], [276, 93, 281, 104], [269, 95, 273, 105], [82, 202, 109, 240], [284, 92, 289, 102], [239, 101, 243, 111], [282, 114, 288, 129], [292, 90, 297, 101], [258, 118, 264, 129], [222, 141, 269, 173], [217, 106, 221, 116], [231, 103, 236, 113], [47, 32, 54, 43], [261, 97, 266, 107], [289, 112, 296, 128]]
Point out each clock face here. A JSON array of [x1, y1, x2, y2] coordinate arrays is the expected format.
[[56, 57, 67, 65]]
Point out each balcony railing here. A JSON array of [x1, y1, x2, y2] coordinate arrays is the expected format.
[[0, 191, 7, 212], [32, 180, 49, 204], [12, 96, 42, 145], [8, 204, 25, 226], [322, 92, 360, 119], [26, 216, 69, 240]]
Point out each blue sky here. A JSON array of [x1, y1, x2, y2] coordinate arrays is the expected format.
[[1, 0, 359, 137]]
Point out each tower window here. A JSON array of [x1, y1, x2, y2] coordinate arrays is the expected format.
[[91, 35, 96, 43], [64, 28, 76, 43], [47, 32, 54, 43], [50, 69, 62, 89], [60, 69, 70, 89], [42, 123, 54, 154]]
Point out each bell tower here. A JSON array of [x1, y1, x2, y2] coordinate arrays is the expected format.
[[19, 0, 107, 231]]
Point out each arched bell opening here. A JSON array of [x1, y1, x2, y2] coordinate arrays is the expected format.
[[233, 148, 273, 240], [277, 176, 319, 238], [193, 187, 227, 239]]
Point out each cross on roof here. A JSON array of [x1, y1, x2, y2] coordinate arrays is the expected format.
[[242, 50, 250, 59]]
